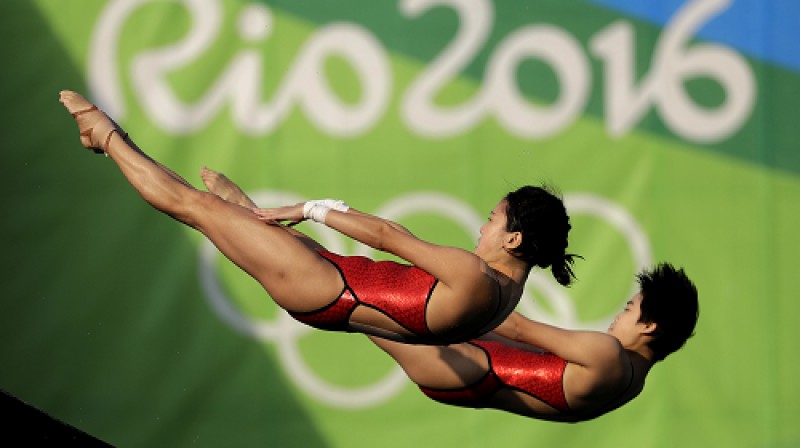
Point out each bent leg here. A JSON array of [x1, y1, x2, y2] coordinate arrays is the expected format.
[[367, 335, 490, 389], [59, 91, 339, 312]]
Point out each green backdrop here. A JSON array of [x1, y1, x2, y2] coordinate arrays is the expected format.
[[1, 0, 798, 447]]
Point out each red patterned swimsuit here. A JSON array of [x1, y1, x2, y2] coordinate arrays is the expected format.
[[290, 251, 441, 337], [420, 340, 571, 414]]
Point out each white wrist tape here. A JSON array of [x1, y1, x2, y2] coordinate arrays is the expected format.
[[303, 199, 348, 223], [315, 199, 349, 212], [304, 204, 330, 223]]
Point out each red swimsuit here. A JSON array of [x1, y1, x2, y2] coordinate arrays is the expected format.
[[419, 340, 571, 414], [290, 251, 439, 336]]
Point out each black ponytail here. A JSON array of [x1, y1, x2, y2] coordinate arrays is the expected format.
[[550, 253, 579, 287]]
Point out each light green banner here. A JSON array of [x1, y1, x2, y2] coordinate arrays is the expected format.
[[1, 0, 798, 447]]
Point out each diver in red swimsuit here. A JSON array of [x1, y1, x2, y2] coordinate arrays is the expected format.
[[60, 90, 576, 346], [370, 264, 698, 422]]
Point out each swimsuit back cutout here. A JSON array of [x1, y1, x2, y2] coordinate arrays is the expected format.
[[419, 369, 503, 406]]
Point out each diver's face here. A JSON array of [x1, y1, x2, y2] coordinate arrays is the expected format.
[[607, 293, 653, 348], [475, 200, 511, 261]]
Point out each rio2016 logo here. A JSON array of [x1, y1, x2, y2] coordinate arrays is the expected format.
[[198, 191, 652, 408], [90, 0, 754, 142]]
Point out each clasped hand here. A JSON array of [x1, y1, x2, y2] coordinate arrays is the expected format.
[[253, 203, 305, 226]]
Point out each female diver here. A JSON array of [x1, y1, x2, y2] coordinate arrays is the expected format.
[[60, 90, 576, 345]]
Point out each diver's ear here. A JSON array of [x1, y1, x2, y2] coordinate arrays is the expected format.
[[640, 321, 658, 336], [504, 232, 522, 251]]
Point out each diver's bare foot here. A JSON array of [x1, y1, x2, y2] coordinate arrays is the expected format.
[[59, 90, 124, 155], [201, 167, 257, 209]]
